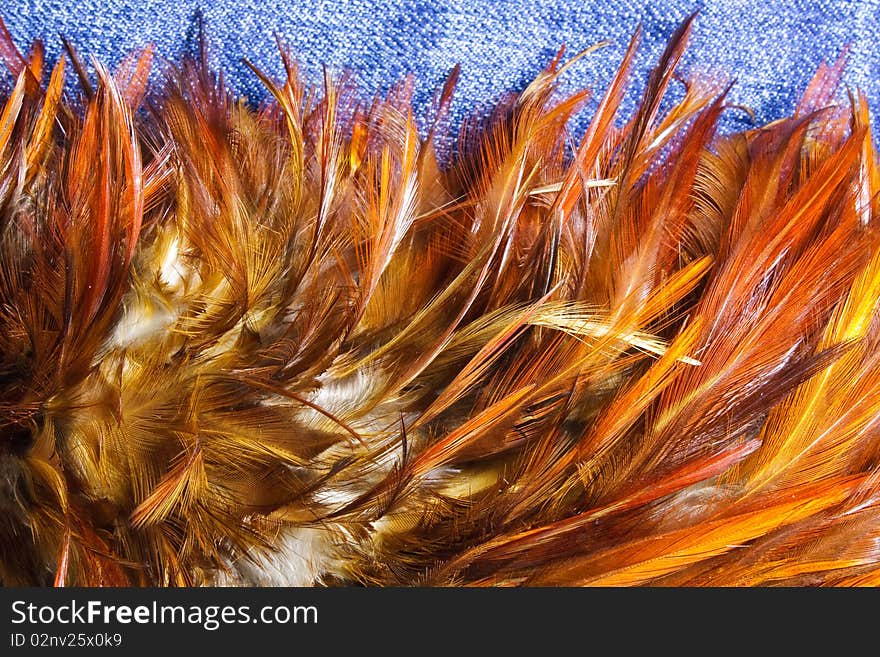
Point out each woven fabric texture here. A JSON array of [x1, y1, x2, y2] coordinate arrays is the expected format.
[[4, 1, 878, 133]]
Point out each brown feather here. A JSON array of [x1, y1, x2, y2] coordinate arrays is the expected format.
[[1, 15, 880, 587]]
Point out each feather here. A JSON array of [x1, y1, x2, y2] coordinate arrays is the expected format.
[[1, 14, 880, 588]]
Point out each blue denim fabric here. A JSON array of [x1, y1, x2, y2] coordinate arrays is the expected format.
[[3, 1, 878, 134]]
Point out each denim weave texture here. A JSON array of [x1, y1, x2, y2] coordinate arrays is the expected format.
[[4, 1, 879, 135]]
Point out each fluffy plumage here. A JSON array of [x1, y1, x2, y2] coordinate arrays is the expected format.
[[2, 14, 880, 586]]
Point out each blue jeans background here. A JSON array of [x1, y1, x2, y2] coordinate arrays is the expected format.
[[3, 1, 878, 135]]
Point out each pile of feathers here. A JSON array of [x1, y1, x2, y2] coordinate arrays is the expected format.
[[2, 14, 880, 587]]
